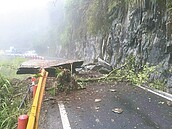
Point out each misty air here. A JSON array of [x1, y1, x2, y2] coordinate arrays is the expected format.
[[0, 0, 172, 129]]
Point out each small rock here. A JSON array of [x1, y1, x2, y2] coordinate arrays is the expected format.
[[66, 98, 70, 101], [112, 108, 123, 114], [112, 82, 117, 86], [49, 97, 56, 100], [95, 106, 100, 110], [167, 101, 172, 107], [51, 100, 55, 104], [44, 98, 50, 102], [95, 118, 100, 123], [74, 121, 78, 125], [109, 89, 116, 92], [158, 101, 165, 104], [111, 119, 115, 122], [95, 99, 102, 103]]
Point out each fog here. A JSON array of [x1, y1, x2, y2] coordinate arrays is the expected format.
[[0, 0, 65, 56]]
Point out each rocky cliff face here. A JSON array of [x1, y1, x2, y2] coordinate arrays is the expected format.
[[63, 0, 172, 93], [107, 0, 172, 93]]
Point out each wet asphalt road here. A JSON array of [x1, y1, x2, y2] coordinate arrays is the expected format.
[[39, 81, 172, 129]]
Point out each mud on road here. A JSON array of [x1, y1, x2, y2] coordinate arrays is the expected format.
[[39, 72, 172, 129]]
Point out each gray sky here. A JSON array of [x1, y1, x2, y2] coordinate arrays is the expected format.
[[0, 0, 51, 50]]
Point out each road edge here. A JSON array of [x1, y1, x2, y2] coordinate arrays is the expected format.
[[138, 85, 172, 101]]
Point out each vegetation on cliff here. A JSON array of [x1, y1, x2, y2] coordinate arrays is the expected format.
[[58, 0, 172, 91]]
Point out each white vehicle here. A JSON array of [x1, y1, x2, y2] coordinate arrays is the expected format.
[[23, 50, 44, 59], [24, 50, 37, 56]]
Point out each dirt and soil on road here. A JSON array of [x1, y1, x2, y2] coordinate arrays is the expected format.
[[39, 71, 172, 129]]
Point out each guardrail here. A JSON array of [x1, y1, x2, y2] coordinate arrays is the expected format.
[[18, 69, 48, 129]]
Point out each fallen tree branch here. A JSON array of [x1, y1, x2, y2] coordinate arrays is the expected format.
[[44, 97, 56, 102], [77, 77, 105, 82], [77, 63, 128, 83], [105, 63, 127, 78], [77, 76, 123, 82]]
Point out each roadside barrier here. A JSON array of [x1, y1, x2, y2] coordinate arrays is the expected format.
[[18, 68, 48, 129]]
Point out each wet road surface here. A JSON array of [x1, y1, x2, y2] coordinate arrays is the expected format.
[[39, 81, 172, 129]]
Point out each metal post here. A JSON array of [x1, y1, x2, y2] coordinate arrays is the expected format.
[[18, 115, 28, 129]]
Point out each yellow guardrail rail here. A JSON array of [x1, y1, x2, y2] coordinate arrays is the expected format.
[[26, 69, 48, 129]]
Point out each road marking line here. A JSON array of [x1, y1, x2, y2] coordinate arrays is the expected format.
[[138, 85, 172, 101], [58, 101, 71, 129]]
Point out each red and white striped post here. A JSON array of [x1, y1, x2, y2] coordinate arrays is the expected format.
[[31, 77, 36, 86]]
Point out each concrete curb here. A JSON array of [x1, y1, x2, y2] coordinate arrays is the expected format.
[[138, 85, 172, 101]]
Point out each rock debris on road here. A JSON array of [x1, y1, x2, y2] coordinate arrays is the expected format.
[[39, 75, 172, 129]]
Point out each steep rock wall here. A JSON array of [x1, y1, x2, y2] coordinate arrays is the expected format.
[[63, 0, 172, 93], [106, 0, 172, 92]]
